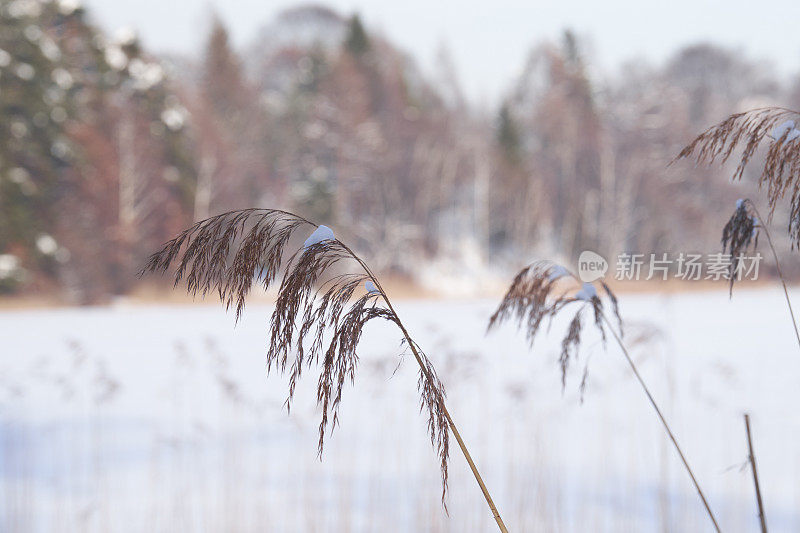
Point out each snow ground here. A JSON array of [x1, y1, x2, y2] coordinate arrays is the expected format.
[[1, 288, 799, 532]]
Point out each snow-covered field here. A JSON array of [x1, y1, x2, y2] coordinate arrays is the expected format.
[[1, 288, 800, 532]]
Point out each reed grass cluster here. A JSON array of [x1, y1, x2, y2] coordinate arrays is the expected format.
[[141, 195, 787, 530], [673, 105, 800, 530]]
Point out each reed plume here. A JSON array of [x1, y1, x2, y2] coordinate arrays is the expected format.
[[676, 106, 800, 246], [722, 197, 800, 349], [722, 198, 760, 295], [488, 262, 720, 532], [678, 106, 800, 349], [140, 208, 508, 531]]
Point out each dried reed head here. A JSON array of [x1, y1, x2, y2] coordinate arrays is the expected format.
[[488, 262, 622, 395], [722, 199, 760, 296], [141, 208, 450, 503], [676, 107, 800, 246]]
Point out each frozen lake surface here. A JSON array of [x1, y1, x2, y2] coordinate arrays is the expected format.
[[1, 288, 799, 531]]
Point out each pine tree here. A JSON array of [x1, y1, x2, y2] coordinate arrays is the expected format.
[[0, 0, 79, 291], [497, 103, 521, 163], [202, 15, 249, 116], [0, 0, 199, 299], [197, 14, 280, 214], [344, 14, 370, 57]]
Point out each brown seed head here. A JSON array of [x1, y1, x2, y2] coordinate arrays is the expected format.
[[676, 107, 800, 246], [141, 209, 451, 503], [489, 261, 623, 395]]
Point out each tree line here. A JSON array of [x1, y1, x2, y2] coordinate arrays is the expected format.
[[0, 2, 795, 302]]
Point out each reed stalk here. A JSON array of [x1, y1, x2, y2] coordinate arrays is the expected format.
[[743, 413, 768, 533], [338, 241, 508, 531], [745, 201, 800, 351], [601, 312, 720, 532]]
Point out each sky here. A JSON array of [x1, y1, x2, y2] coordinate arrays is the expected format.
[[84, 0, 800, 105]]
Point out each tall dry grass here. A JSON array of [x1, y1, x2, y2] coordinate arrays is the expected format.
[[140, 208, 508, 531], [488, 262, 720, 531], [676, 107, 800, 245], [721, 198, 800, 349], [743, 414, 768, 533], [678, 108, 800, 350]]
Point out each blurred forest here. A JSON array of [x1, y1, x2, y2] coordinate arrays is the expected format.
[[1, 0, 797, 303]]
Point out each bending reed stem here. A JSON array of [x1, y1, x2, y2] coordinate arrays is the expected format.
[[601, 313, 721, 532], [398, 323, 508, 532], [744, 414, 768, 533], [748, 202, 800, 352], [340, 242, 509, 532]]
